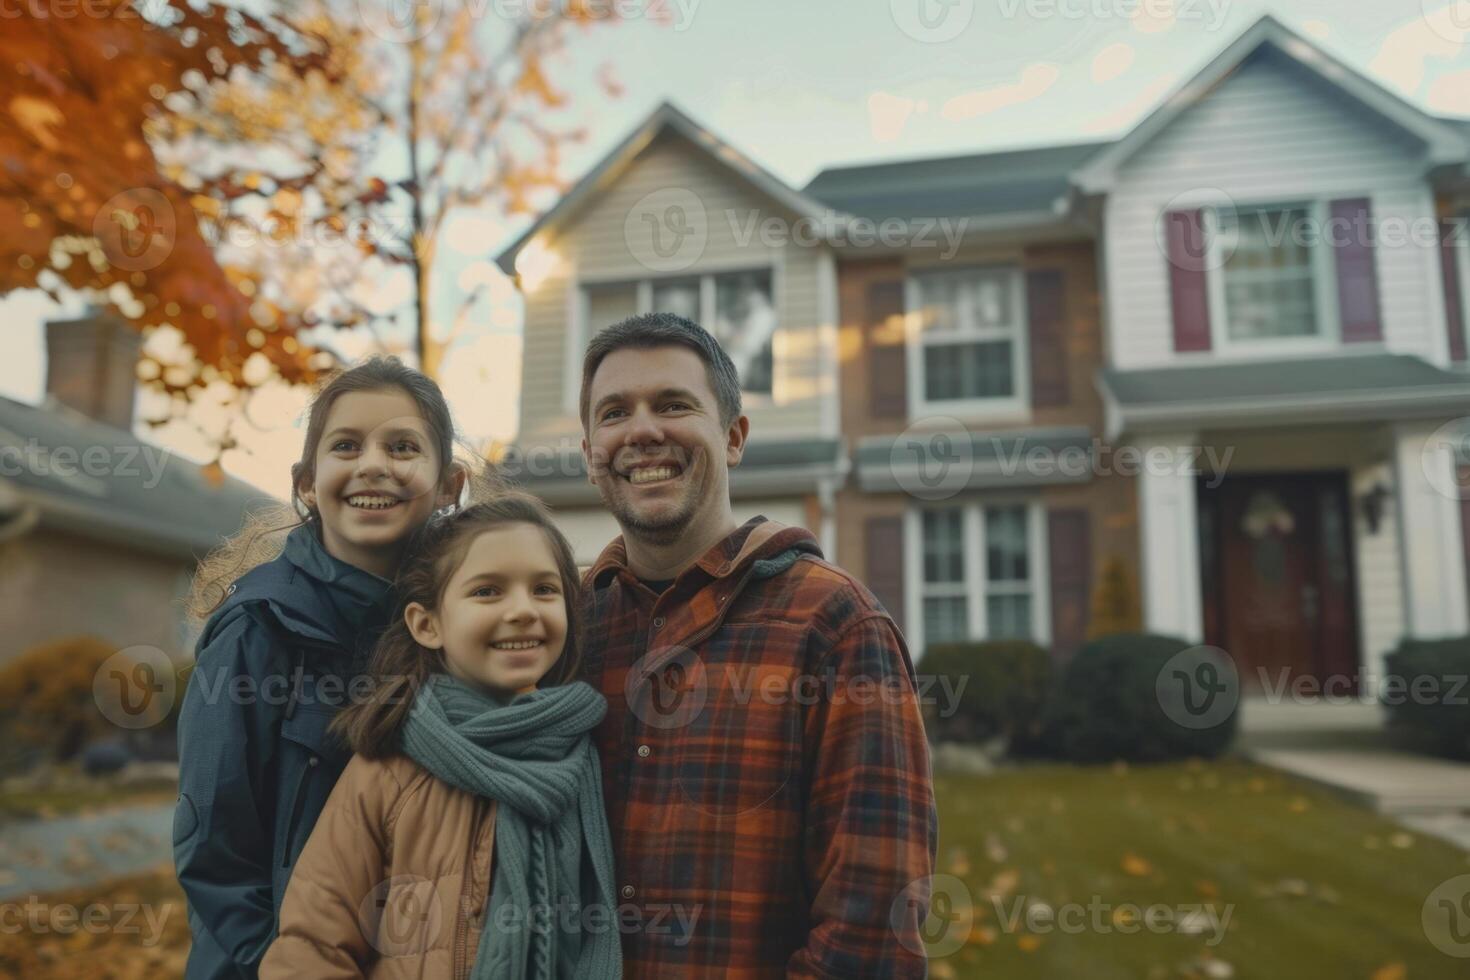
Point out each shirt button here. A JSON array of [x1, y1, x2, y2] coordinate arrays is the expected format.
[[652, 616, 665, 629], [307, 757, 319, 768], [621, 884, 635, 899], [637, 744, 651, 758]]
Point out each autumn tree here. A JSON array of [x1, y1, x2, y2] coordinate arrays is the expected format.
[[167, 0, 637, 380], [0, 0, 333, 397]]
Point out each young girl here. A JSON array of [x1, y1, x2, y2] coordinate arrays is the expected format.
[[259, 494, 621, 980], [174, 357, 470, 980]]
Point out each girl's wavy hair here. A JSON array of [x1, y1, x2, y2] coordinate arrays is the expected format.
[[331, 492, 585, 758], [186, 355, 494, 623]]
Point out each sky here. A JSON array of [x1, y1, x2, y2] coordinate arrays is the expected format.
[[3, 0, 1469, 498]]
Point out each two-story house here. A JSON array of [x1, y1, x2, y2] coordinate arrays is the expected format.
[[497, 15, 1470, 698]]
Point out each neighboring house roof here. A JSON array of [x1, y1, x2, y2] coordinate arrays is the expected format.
[[500, 437, 846, 506], [803, 140, 1109, 223], [853, 427, 1096, 494], [1098, 354, 1470, 439], [495, 101, 848, 277], [0, 394, 277, 560], [1074, 15, 1470, 194]]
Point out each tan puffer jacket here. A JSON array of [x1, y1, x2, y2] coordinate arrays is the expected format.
[[260, 753, 497, 980]]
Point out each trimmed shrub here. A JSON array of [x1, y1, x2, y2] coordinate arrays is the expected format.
[[1040, 633, 1237, 763], [1382, 636, 1470, 760], [920, 640, 1053, 749], [0, 636, 184, 772]]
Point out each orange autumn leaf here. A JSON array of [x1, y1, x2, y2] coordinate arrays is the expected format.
[[1370, 965, 1406, 980], [1122, 853, 1154, 877]]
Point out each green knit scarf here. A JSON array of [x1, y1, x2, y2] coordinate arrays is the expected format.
[[400, 673, 622, 979]]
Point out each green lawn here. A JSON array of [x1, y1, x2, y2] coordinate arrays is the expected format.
[[928, 759, 1470, 979]]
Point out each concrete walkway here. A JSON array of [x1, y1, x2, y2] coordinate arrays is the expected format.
[[1237, 699, 1470, 849], [0, 802, 174, 900]]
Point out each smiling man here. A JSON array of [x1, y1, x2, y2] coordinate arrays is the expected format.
[[577, 313, 937, 978]]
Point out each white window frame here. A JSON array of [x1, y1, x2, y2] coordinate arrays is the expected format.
[[1456, 211, 1470, 364], [1203, 199, 1343, 356], [904, 265, 1031, 423], [903, 501, 1051, 659], [566, 265, 780, 414]]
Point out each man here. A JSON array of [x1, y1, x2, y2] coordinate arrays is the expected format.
[[577, 312, 937, 977]]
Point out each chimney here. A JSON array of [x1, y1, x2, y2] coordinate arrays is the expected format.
[[45, 307, 141, 431]]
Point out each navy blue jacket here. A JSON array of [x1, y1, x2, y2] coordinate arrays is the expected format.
[[173, 525, 394, 979]]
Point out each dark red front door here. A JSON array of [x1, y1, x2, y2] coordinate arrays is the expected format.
[[1198, 473, 1360, 693]]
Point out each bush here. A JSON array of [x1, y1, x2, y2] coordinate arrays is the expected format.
[[920, 640, 1053, 749], [0, 636, 184, 772], [1039, 633, 1237, 763], [1382, 636, 1470, 760]]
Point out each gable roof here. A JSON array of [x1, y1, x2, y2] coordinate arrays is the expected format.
[[1074, 15, 1470, 194], [495, 101, 846, 277], [803, 139, 1108, 223], [0, 394, 275, 560]]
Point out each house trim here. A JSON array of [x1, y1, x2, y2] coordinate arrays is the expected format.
[[497, 102, 851, 278], [1073, 16, 1469, 195]]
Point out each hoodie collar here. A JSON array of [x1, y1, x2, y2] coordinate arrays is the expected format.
[[281, 523, 395, 636], [590, 517, 822, 590]]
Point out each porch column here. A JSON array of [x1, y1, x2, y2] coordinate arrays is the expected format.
[[1393, 421, 1470, 638], [1136, 433, 1204, 643]]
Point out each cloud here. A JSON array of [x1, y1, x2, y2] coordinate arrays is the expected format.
[[1427, 67, 1470, 114], [941, 63, 1061, 121], [1091, 42, 1135, 83], [867, 91, 917, 143], [1130, 0, 1175, 34], [1083, 72, 1180, 135], [1367, 5, 1467, 95]]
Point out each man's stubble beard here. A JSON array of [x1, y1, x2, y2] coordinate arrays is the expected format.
[[600, 460, 708, 548]]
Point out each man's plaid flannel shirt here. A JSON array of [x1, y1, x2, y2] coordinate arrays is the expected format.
[[581, 517, 937, 978]]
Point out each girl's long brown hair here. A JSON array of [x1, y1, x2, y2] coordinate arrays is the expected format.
[[331, 492, 586, 759], [187, 355, 493, 623]]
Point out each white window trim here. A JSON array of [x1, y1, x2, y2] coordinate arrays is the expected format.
[[1456, 212, 1470, 362], [1203, 199, 1344, 357], [567, 266, 781, 412], [903, 501, 1051, 658], [904, 265, 1032, 423]]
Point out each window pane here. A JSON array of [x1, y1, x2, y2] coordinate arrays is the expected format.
[[917, 270, 1011, 333], [985, 506, 1029, 582], [985, 594, 1032, 640], [922, 509, 964, 583], [1222, 207, 1318, 340], [924, 597, 970, 645], [713, 270, 776, 395], [924, 340, 1014, 401], [651, 278, 700, 320], [585, 283, 638, 334]]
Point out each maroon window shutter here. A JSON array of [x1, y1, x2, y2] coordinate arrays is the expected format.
[[1047, 508, 1091, 665], [1331, 198, 1384, 343], [864, 515, 906, 636], [1165, 209, 1213, 352], [868, 279, 907, 418], [1441, 217, 1467, 363], [1027, 267, 1069, 407]]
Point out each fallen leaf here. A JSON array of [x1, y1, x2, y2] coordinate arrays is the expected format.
[[1122, 853, 1153, 877]]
